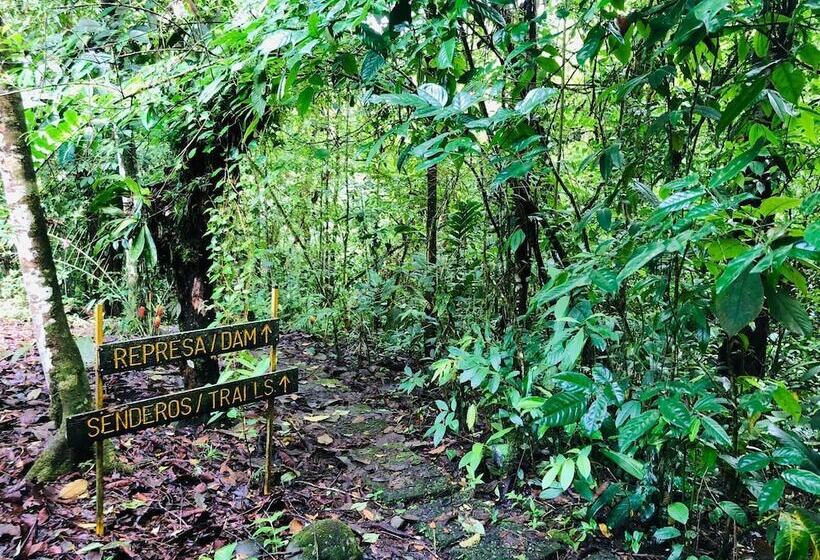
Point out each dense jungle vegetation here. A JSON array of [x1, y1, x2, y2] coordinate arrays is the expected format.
[[0, 0, 818, 557]]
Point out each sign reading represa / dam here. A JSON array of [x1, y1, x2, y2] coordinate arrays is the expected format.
[[66, 367, 297, 447], [67, 287, 295, 536], [98, 319, 278, 373]]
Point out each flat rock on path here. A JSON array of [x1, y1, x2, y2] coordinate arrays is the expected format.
[[0, 326, 567, 560]]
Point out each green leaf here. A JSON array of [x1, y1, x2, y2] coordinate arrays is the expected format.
[[769, 289, 813, 337], [493, 161, 533, 186], [715, 270, 764, 336], [418, 83, 448, 107], [436, 38, 456, 69], [718, 501, 748, 526], [296, 87, 315, 116], [618, 410, 659, 450], [715, 247, 763, 295], [805, 221, 820, 248], [214, 543, 236, 560], [458, 443, 485, 476], [758, 479, 785, 513], [782, 469, 820, 495], [700, 415, 731, 447], [360, 51, 384, 81], [466, 403, 478, 431], [759, 196, 802, 216], [737, 452, 770, 473], [560, 330, 587, 371], [577, 26, 604, 66], [509, 229, 525, 253], [590, 269, 619, 293], [617, 241, 666, 282], [668, 502, 690, 525], [653, 526, 681, 542], [692, 0, 729, 32], [709, 138, 767, 188], [600, 448, 645, 480], [541, 392, 587, 427], [517, 396, 546, 411], [659, 398, 692, 429], [515, 87, 557, 115], [559, 458, 576, 490], [198, 73, 225, 104], [771, 63, 806, 104], [772, 385, 802, 421], [599, 144, 624, 181], [129, 228, 146, 263], [717, 78, 766, 134], [581, 396, 608, 434], [775, 512, 810, 560]]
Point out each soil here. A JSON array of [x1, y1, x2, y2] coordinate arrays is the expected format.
[[0, 318, 637, 559]]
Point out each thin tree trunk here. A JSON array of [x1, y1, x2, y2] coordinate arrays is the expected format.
[[116, 128, 141, 318], [0, 88, 92, 482], [424, 164, 438, 357]]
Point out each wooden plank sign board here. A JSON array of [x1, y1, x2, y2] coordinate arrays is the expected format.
[[76, 291, 291, 536], [67, 367, 298, 448], [98, 319, 279, 374]]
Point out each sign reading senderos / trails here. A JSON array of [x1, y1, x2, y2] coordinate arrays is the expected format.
[[98, 319, 279, 374], [70, 290, 293, 536], [67, 367, 297, 448]]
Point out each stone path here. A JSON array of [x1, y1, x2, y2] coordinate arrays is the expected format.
[[274, 336, 567, 559]]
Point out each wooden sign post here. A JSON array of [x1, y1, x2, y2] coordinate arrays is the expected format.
[[69, 291, 296, 536]]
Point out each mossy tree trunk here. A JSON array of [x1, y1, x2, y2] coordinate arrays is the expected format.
[[0, 87, 92, 482]]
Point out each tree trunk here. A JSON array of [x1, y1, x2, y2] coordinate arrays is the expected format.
[[164, 181, 220, 389], [423, 164, 438, 357], [0, 89, 92, 482], [116, 128, 141, 320]]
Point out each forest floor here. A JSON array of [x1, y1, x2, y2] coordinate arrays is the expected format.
[[0, 317, 627, 560]]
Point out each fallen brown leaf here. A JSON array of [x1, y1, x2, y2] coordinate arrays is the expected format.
[[57, 479, 88, 501]]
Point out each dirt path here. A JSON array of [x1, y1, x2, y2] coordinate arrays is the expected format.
[[0, 323, 616, 560]]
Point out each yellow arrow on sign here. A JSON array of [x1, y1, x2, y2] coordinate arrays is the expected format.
[[261, 324, 272, 342], [279, 375, 290, 391]]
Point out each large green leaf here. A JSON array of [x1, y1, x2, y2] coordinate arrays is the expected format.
[[771, 63, 806, 104], [717, 78, 766, 134], [709, 138, 767, 188], [577, 26, 604, 66], [758, 479, 785, 513], [769, 288, 813, 337], [617, 241, 667, 282], [715, 247, 763, 295], [737, 452, 770, 473], [600, 448, 645, 480], [775, 512, 811, 560], [493, 161, 533, 186], [668, 502, 690, 524], [541, 392, 587, 427], [436, 38, 456, 69], [715, 270, 764, 336], [581, 395, 608, 434], [701, 415, 732, 447], [658, 397, 692, 429], [782, 469, 820, 495], [718, 501, 748, 526], [618, 410, 659, 450], [515, 87, 557, 115]]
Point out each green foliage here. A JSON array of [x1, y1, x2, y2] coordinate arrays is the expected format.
[[1, 0, 818, 556]]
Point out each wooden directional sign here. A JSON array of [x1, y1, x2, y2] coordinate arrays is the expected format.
[[66, 367, 298, 448], [98, 319, 279, 374]]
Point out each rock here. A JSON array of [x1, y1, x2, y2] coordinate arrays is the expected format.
[[389, 516, 405, 529], [285, 519, 363, 560]]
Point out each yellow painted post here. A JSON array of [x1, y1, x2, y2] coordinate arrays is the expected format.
[[263, 286, 279, 495], [94, 304, 105, 536]]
